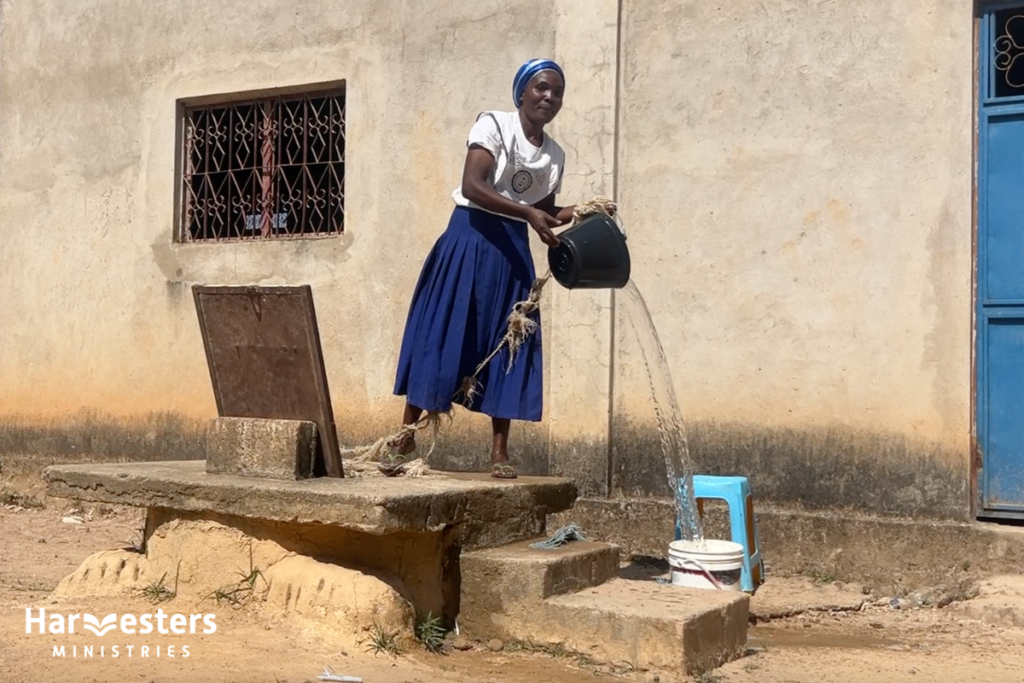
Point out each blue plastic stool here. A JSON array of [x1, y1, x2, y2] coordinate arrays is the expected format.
[[675, 475, 765, 593]]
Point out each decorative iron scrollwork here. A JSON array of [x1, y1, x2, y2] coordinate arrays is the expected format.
[[995, 13, 1024, 96], [181, 91, 346, 242]]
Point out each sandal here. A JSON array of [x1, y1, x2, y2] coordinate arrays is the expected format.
[[378, 454, 406, 477], [491, 463, 518, 480]]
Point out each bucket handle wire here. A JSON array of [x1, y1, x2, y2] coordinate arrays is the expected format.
[[611, 211, 626, 239], [672, 558, 724, 590]]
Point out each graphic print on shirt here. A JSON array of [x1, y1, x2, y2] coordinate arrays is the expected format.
[[509, 149, 549, 196], [511, 169, 534, 194]]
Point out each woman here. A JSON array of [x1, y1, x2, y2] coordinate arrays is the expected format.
[[392, 59, 581, 479]]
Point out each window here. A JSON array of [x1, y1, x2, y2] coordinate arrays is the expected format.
[[179, 87, 346, 242], [993, 8, 1024, 99]]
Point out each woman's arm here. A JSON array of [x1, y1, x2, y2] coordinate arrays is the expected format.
[[535, 194, 576, 225], [537, 195, 618, 227], [461, 146, 562, 247]]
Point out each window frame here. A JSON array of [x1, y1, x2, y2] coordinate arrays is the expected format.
[[173, 80, 347, 244]]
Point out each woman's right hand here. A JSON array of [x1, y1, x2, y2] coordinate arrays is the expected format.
[[526, 208, 561, 248]]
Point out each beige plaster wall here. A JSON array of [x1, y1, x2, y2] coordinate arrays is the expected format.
[[0, 0, 977, 516], [615, 0, 972, 442], [609, 0, 973, 515], [0, 0, 616, 471]]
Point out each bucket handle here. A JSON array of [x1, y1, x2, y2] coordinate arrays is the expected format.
[[611, 211, 627, 240], [673, 558, 724, 590], [578, 205, 626, 238]]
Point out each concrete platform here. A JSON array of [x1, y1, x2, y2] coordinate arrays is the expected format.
[[44, 460, 576, 550], [45, 461, 746, 674]]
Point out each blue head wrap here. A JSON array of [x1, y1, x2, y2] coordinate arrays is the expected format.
[[513, 58, 565, 108]]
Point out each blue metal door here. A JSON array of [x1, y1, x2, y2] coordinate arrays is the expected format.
[[978, 4, 1024, 517]]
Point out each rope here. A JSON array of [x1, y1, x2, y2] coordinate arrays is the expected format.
[[339, 196, 616, 476], [339, 410, 452, 478]]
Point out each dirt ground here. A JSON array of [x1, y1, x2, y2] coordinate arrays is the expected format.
[[3, 504, 1024, 683]]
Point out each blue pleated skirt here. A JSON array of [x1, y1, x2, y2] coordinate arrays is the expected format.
[[393, 206, 543, 421]]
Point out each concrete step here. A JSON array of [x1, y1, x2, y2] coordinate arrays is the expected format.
[[541, 579, 748, 674], [458, 539, 748, 675], [461, 538, 619, 603], [459, 538, 619, 641]]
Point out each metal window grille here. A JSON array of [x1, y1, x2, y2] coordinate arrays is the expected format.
[[180, 88, 345, 242], [994, 8, 1024, 99]]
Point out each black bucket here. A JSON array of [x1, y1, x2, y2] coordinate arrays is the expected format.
[[547, 213, 631, 289]]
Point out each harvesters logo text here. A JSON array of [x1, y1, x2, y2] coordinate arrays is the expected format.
[[25, 608, 216, 658]]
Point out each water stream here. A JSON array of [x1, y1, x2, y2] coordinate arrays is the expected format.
[[618, 280, 704, 542]]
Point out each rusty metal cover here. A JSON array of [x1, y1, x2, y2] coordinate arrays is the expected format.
[[192, 285, 343, 478]]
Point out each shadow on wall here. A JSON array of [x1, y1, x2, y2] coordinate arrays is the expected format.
[[0, 409, 971, 520], [0, 407, 552, 477], [612, 418, 970, 521], [0, 410, 207, 461]]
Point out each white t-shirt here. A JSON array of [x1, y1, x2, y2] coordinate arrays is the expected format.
[[451, 110, 565, 220]]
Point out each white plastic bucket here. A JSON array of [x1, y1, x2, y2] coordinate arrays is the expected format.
[[668, 539, 744, 591]]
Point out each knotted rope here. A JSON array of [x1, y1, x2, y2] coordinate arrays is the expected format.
[[340, 196, 615, 477], [340, 410, 452, 477]]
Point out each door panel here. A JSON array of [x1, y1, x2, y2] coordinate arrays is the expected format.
[[977, 7, 1024, 517], [982, 317, 1024, 510]]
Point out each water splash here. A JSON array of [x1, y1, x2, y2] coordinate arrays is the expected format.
[[619, 280, 703, 542]]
